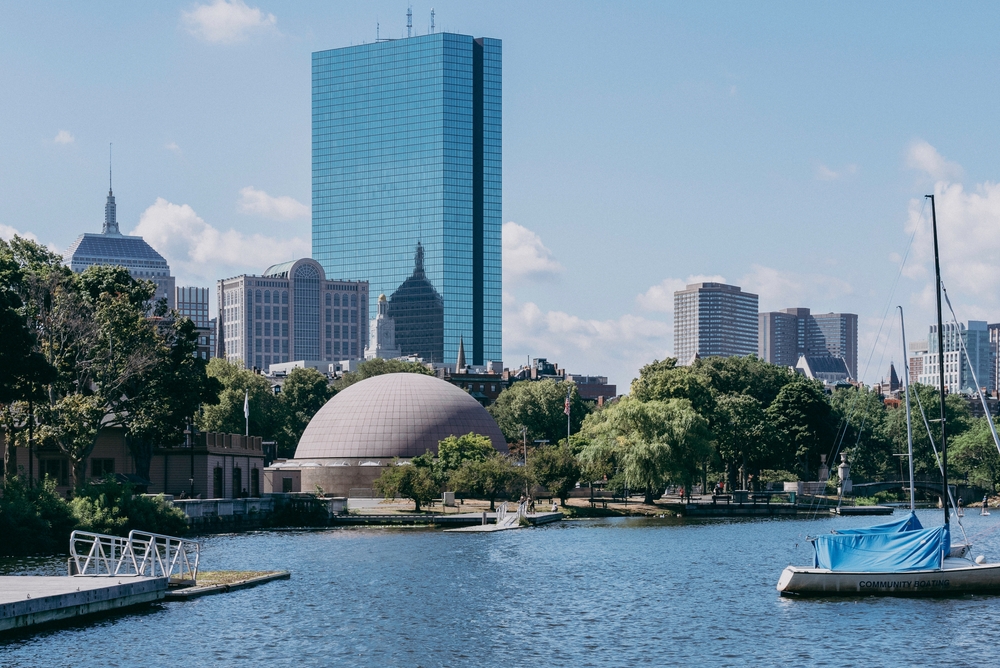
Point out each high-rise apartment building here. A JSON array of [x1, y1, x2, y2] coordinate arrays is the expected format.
[[673, 283, 758, 364], [989, 323, 1000, 392], [216, 258, 368, 372], [312, 32, 502, 365], [758, 308, 858, 378], [908, 340, 928, 387], [66, 180, 175, 308], [918, 321, 993, 394]]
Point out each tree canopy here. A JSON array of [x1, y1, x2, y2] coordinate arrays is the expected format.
[[487, 379, 589, 445]]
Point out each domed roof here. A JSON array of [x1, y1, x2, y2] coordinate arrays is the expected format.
[[294, 373, 508, 459]]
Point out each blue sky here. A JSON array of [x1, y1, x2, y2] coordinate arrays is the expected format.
[[3, 1, 1000, 390]]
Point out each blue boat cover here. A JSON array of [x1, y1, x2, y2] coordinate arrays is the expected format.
[[812, 525, 949, 572], [832, 512, 923, 535]]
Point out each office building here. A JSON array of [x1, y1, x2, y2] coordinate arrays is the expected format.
[[758, 308, 858, 378], [175, 286, 213, 360], [918, 321, 993, 394], [312, 32, 502, 365], [65, 179, 175, 308], [216, 258, 368, 372], [989, 323, 1000, 392], [908, 340, 928, 387], [674, 283, 758, 364]]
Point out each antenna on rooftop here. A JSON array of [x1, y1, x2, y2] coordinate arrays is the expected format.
[[430, 9, 435, 33], [407, 6, 412, 37], [377, 21, 379, 40], [109, 143, 113, 192]]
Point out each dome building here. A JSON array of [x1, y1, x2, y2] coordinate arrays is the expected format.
[[264, 373, 508, 496]]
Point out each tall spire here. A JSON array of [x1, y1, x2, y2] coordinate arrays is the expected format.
[[413, 241, 425, 278], [103, 143, 120, 235], [456, 335, 466, 370]]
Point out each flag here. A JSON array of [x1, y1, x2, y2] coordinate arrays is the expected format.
[[564, 389, 571, 416], [244, 389, 249, 420]]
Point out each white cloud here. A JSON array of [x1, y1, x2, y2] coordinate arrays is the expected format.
[[816, 163, 857, 181], [238, 186, 308, 220], [130, 198, 308, 286], [165, 141, 182, 153], [181, 0, 277, 44], [0, 224, 40, 243], [53, 130, 74, 145], [502, 221, 564, 283], [739, 264, 853, 312], [906, 139, 963, 182], [635, 274, 726, 313], [503, 292, 671, 391]]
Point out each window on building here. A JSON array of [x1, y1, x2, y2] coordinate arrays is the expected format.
[[351, 326, 357, 340], [326, 341, 332, 355], [282, 323, 289, 337], [255, 338, 262, 352], [255, 306, 262, 319], [282, 307, 288, 321], [351, 310, 357, 324], [255, 322, 262, 336], [351, 342, 357, 357], [350, 294, 357, 307], [334, 341, 340, 355], [91, 458, 115, 478], [334, 309, 340, 323], [282, 291, 288, 304], [265, 306, 271, 320], [334, 294, 340, 307], [42, 459, 68, 486], [325, 293, 331, 306], [326, 325, 332, 338], [326, 308, 331, 322], [282, 340, 289, 353], [264, 290, 271, 304], [342, 309, 348, 322], [264, 339, 271, 352], [255, 355, 262, 370], [334, 325, 340, 339], [255, 290, 262, 303], [282, 477, 293, 493], [264, 323, 271, 337]]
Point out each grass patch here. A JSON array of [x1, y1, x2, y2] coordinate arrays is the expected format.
[[196, 570, 280, 586]]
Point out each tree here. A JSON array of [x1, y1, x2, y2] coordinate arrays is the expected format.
[[198, 358, 282, 441], [449, 454, 527, 511], [630, 359, 717, 419], [528, 444, 581, 504], [278, 367, 334, 457], [437, 432, 497, 479], [829, 385, 892, 482], [487, 379, 589, 445], [334, 358, 434, 391], [580, 398, 713, 503], [372, 460, 439, 511], [692, 355, 796, 409], [950, 418, 1000, 493], [766, 379, 836, 479], [713, 393, 770, 489], [884, 383, 972, 478]]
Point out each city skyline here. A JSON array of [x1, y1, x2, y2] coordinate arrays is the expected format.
[[5, 2, 1000, 389]]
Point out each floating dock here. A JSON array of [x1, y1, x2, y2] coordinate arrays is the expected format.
[[831, 505, 895, 516], [0, 576, 167, 634], [333, 511, 563, 527]]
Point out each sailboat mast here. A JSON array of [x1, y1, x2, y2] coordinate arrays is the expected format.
[[899, 306, 915, 511], [927, 193, 949, 526]]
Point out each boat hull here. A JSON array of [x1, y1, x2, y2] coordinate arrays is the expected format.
[[777, 560, 1000, 597]]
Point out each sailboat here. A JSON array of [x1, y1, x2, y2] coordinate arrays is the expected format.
[[777, 194, 1000, 597]]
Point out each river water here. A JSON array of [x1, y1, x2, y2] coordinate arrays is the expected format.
[[2, 509, 1000, 667]]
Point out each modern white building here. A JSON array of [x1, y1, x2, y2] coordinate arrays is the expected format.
[[216, 258, 368, 372], [674, 282, 759, 365], [65, 180, 175, 308], [918, 321, 993, 395]]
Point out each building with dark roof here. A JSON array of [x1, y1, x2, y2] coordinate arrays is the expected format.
[[759, 308, 858, 378], [795, 355, 852, 388], [65, 179, 175, 307]]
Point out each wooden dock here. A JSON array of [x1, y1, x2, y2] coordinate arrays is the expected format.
[[0, 576, 167, 634], [333, 511, 563, 527]]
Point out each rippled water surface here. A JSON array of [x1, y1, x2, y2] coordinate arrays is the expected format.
[[3, 510, 1000, 667]]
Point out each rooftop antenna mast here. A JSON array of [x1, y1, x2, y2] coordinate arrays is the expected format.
[[109, 142, 113, 191], [407, 6, 412, 37], [430, 9, 435, 33], [377, 22, 379, 41]]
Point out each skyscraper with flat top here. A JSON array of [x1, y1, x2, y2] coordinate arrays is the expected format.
[[312, 32, 501, 365], [673, 282, 758, 364]]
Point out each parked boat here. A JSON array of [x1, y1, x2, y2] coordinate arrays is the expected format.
[[777, 195, 1000, 597]]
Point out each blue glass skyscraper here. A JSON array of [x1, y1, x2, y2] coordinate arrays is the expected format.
[[312, 32, 501, 366]]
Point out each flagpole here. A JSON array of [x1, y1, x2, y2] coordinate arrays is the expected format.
[[244, 389, 249, 437]]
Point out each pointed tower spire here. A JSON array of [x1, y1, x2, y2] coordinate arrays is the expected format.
[[456, 336, 466, 370], [103, 143, 120, 235], [413, 241, 425, 278]]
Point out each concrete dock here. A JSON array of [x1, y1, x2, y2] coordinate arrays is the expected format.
[[0, 576, 167, 633]]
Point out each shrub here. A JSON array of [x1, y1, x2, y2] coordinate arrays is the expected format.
[[70, 477, 188, 537], [0, 476, 77, 556]]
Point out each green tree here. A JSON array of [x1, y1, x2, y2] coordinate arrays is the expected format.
[[829, 385, 892, 482], [950, 418, 1000, 492], [437, 432, 497, 479], [766, 379, 836, 479], [277, 367, 335, 457], [334, 358, 434, 391], [487, 379, 589, 445], [714, 393, 770, 489], [0, 476, 76, 556], [449, 454, 527, 511], [372, 460, 439, 511], [580, 398, 712, 503], [630, 359, 717, 419], [528, 444, 581, 504], [70, 478, 188, 537], [885, 383, 973, 478], [198, 358, 282, 441], [692, 355, 796, 408]]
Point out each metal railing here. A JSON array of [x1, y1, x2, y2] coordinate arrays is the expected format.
[[69, 530, 200, 584]]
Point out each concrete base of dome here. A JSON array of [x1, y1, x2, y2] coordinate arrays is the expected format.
[[263, 458, 393, 497]]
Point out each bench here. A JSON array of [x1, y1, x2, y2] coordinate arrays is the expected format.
[[712, 494, 732, 505], [750, 493, 772, 505]]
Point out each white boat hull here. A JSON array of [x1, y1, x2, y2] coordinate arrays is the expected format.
[[777, 559, 1000, 597]]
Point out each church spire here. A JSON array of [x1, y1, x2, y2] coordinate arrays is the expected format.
[[103, 143, 119, 235]]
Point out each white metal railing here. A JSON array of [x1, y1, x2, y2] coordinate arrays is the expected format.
[[69, 530, 200, 583]]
